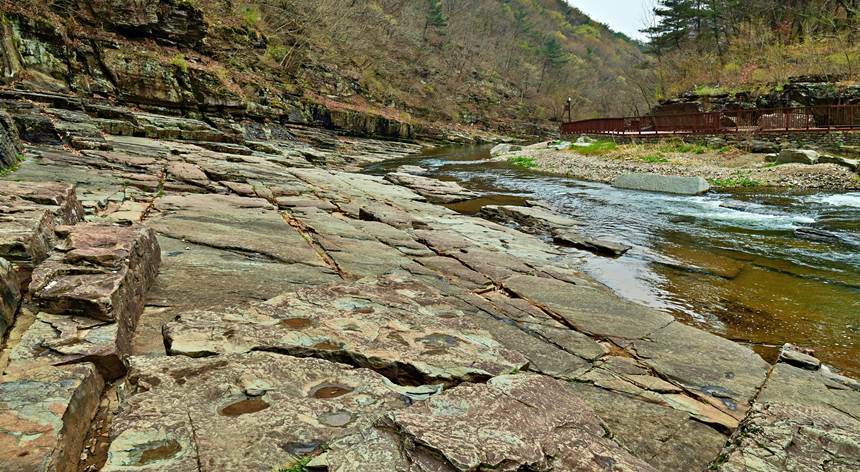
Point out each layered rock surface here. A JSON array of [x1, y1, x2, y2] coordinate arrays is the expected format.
[[0, 94, 856, 471]]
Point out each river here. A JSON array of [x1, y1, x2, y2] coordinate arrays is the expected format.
[[366, 145, 860, 377]]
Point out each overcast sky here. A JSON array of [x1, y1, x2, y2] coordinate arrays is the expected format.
[[567, 0, 653, 42]]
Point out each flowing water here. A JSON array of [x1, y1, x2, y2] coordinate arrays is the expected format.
[[367, 145, 860, 377]]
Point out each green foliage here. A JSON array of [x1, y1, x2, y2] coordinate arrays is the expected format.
[[692, 85, 726, 97], [241, 6, 261, 27], [640, 154, 669, 163], [508, 156, 538, 169], [426, 0, 447, 30], [709, 175, 762, 188], [277, 456, 312, 472], [169, 53, 189, 73], [574, 140, 617, 156]]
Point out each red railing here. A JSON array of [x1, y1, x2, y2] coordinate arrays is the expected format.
[[561, 105, 860, 136]]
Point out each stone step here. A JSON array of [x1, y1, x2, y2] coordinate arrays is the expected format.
[[0, 363, 104, 472], [29, 223, 161, 323]]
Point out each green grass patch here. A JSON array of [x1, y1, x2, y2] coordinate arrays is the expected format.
[[709, 175, 762, 188], [508, 156, 538, 169], [640, 154, 669, 164], [574, 140, 617, 156]]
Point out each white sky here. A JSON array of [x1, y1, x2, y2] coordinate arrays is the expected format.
[[567, 0, 653, 42]]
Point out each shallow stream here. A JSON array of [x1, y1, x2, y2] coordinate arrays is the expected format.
[[367, 145, 860, 376]]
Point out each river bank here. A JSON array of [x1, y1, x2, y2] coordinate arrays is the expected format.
[[0, 98, 857, 471], [499, 140, 860, 190]]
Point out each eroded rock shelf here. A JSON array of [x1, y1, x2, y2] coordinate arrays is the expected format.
[[0, 92, 858, 472]]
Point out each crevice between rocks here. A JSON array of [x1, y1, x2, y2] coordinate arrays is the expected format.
[[281, 212, 348, 279]]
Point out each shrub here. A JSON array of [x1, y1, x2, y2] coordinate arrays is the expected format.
[[169, 53, 189, 73]]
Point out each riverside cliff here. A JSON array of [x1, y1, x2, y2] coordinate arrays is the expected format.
[[1, 2, 859, 472]]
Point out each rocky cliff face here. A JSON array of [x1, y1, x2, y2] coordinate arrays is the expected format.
[[0, 1, 426, 142], [652, 77, 860, 115]]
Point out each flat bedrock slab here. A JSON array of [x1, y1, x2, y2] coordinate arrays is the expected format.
[[384, 172, 480, 203], [612, 173, 711, 195], [324, 373, 656, 471], [0, 363, 104, 472], [631, 321, 771, 419], [103, 352, 427, 472], [717, 363, 860, 471], [165, 276, 528, 385], [29, 223, 161, 323]]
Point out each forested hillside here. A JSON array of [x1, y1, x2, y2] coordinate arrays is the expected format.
[[643, 0, 859, 98], [1, 0, 651, 136]]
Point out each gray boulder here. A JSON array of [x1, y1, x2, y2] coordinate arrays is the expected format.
[[612, 173, 711, 195], [777, 149, 819, 165], [490, 143, 523, 156], [819, 154, 859, 172], [749, 140, 779, 154]]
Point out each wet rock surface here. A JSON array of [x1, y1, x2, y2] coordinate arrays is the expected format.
[[0, 94, 856, 471]]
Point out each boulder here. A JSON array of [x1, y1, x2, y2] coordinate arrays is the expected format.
[[490, 143, 523, 156], [748, 140, 779, 153], [384, 172, 479, 204], [164, 276, 528, 386], [777, 149, 819, 165], [324, 374, 656, 471], [102, 352, 428, 472], [819, 154, 860, 172], [612, 173, 711, 195], [0, 363, 104, 472]]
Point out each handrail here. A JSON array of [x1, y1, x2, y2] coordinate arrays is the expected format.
[[561, 104, 860, 136]]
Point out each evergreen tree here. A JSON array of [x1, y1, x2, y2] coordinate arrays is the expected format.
[[423, 0, 448, 41]]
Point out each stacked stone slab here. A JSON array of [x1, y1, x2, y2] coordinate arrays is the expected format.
[[0, 182, 84, 336], [0, 182, 161, 472], [9, 223, 161, 379]]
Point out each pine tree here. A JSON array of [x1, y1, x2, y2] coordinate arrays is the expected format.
[[424, 0, 448, 39], [537, 36, 568, 93]]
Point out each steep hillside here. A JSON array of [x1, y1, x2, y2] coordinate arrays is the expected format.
[[0, 0, 649, 139], [644, 0, 859, 100]]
